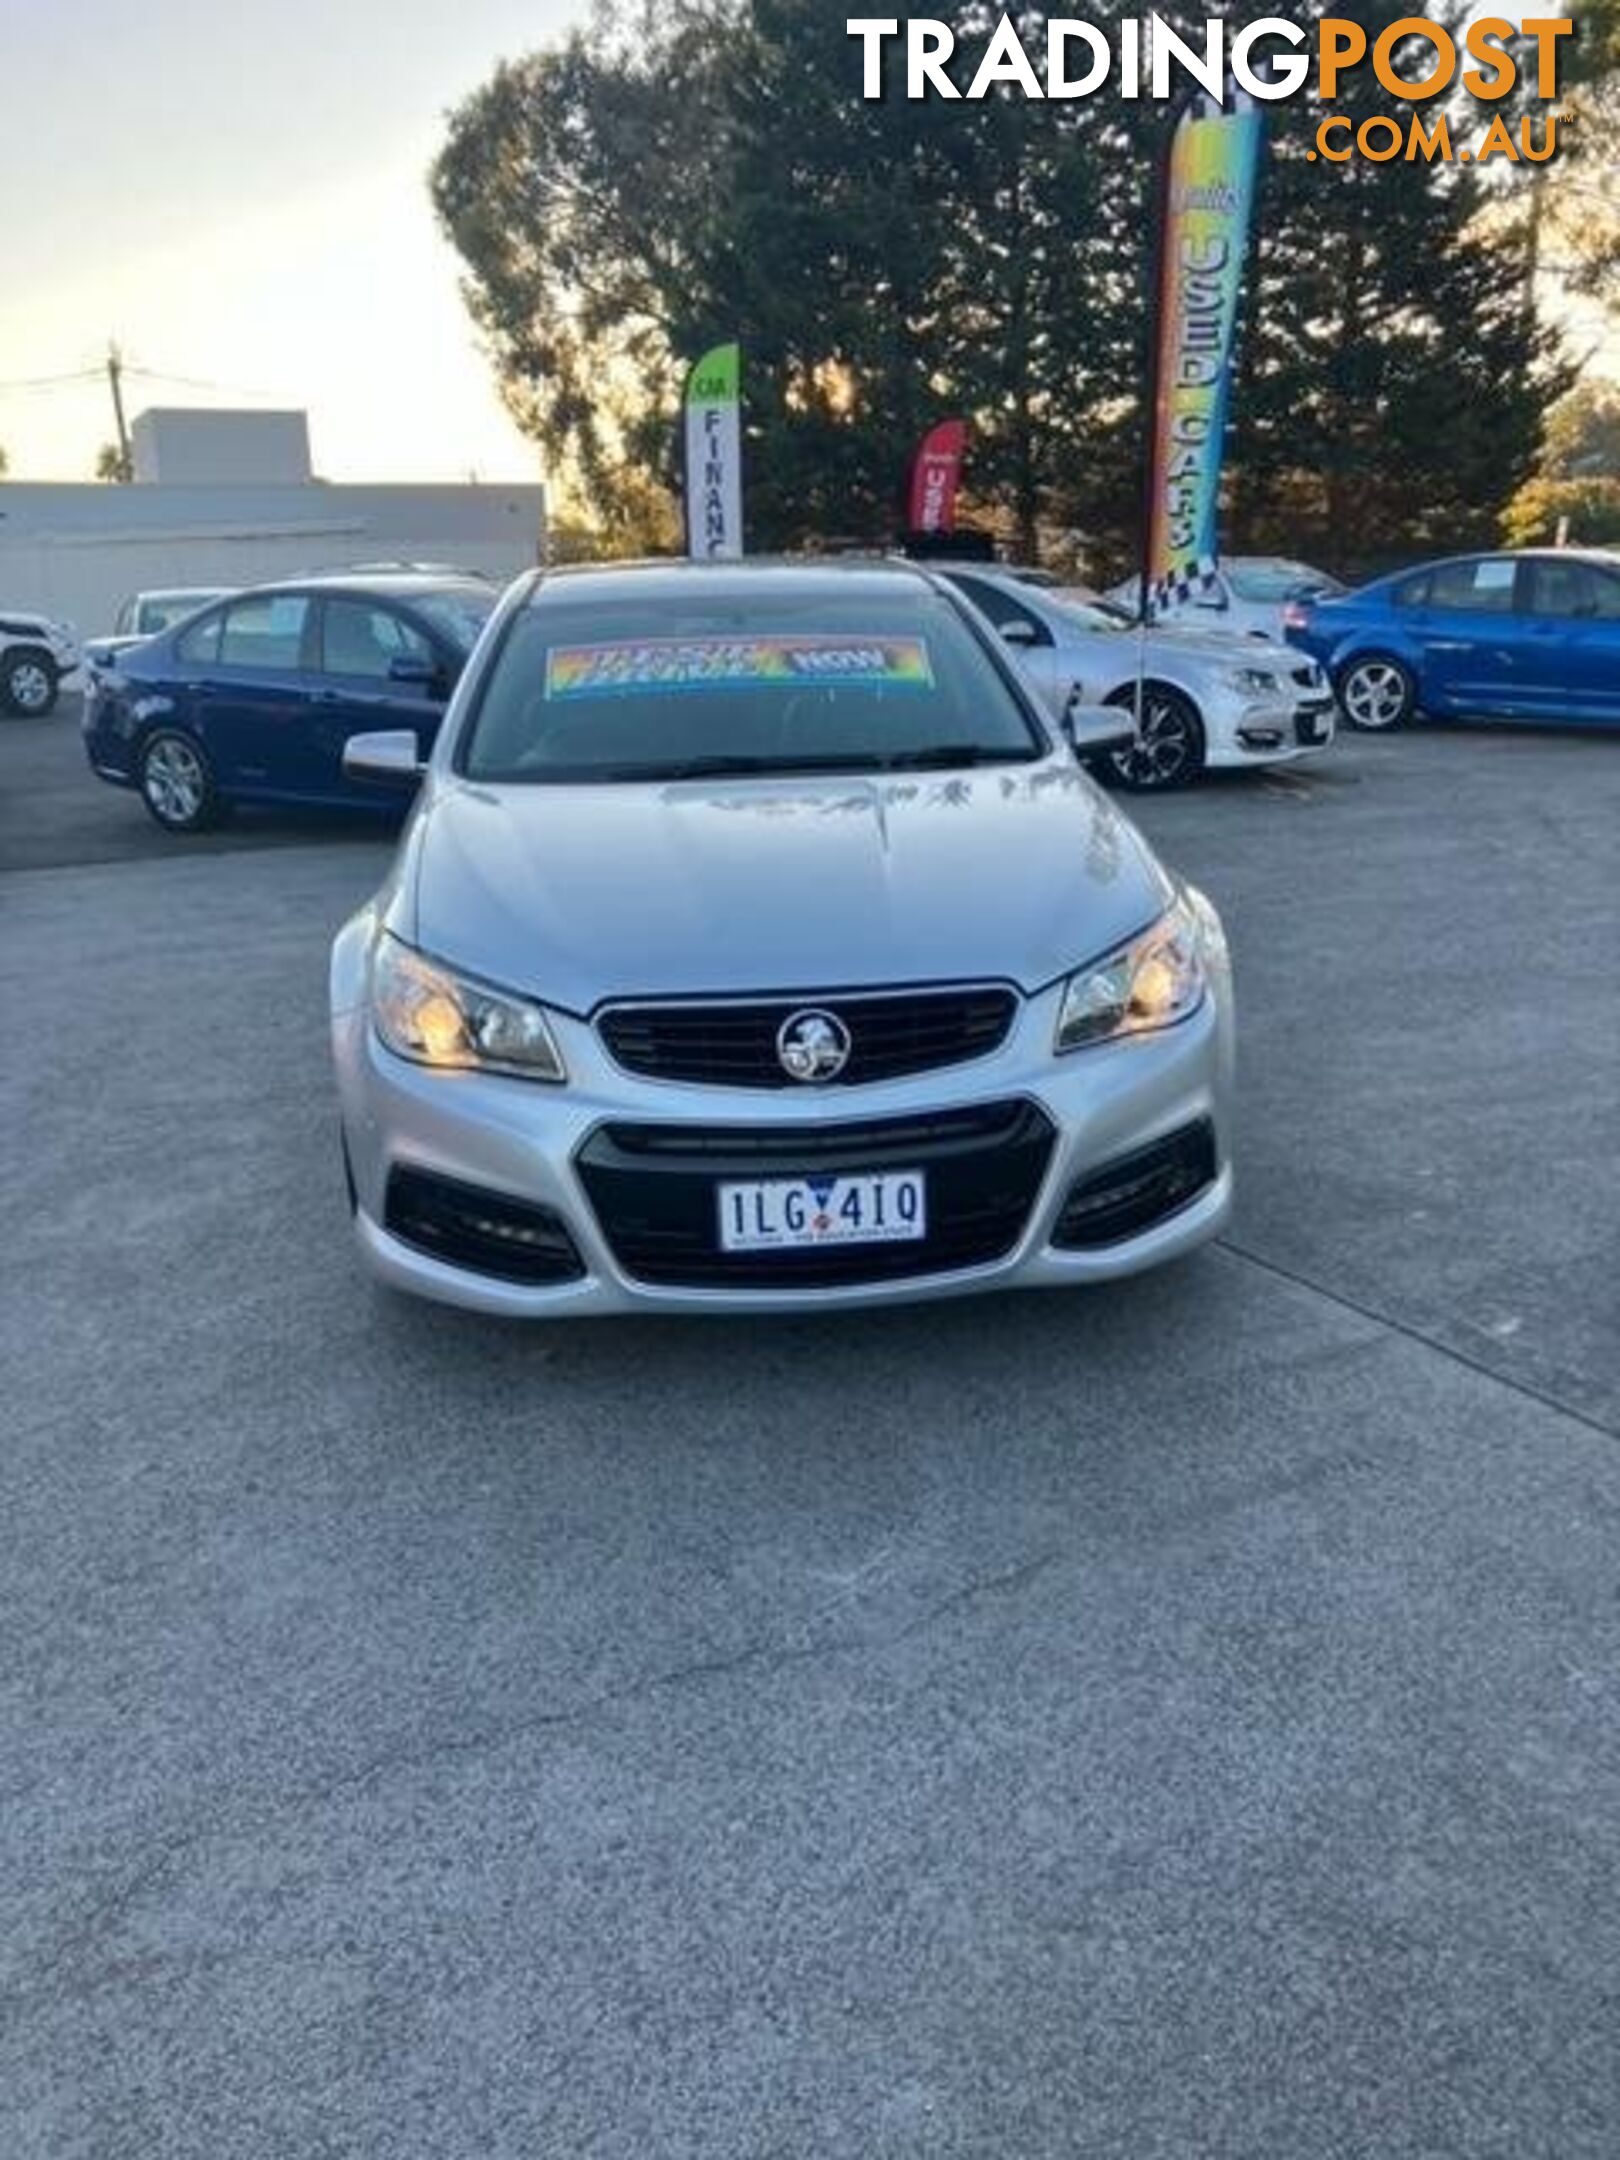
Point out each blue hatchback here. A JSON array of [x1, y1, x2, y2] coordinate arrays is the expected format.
[[1286, 549, 1620, 733], [82, 572, 499, 831]]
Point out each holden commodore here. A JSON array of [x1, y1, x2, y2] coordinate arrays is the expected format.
[[329, 560, 1235, 1316]]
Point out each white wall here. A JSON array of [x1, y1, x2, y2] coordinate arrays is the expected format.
[[0, 482, 545, 634]]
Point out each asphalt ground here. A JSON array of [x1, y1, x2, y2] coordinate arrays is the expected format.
[[4, 700, 1618, 2158]]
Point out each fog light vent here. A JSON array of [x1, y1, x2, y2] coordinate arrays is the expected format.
[[385, 1166, 585, 1285], [1052, 1120, 1217, 1250]]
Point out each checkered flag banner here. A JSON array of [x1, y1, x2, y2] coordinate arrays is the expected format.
[[1152, 554, 1220, 612]]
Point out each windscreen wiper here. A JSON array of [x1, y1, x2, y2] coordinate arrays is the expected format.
[[875, 745, 1028, 770], [608, 753, 889, 781]]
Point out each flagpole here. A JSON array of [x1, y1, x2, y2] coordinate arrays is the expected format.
[[679, 352, 699, 559], [1136, 93, 1184, 745]]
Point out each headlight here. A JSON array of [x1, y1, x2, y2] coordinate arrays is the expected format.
[[371, 932, 566, 1082], [1054, 896, 1210, 1053], [1228, 666, 1277, 694]]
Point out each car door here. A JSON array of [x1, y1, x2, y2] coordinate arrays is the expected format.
[[945, 575, 1068, 713], [309, 596, 454, 804], [1402, 557, 1525, 716], [185, 592, 319, 798], [1515, 557, 1620, 725]]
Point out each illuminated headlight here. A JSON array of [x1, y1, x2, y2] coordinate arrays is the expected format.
[[371, 932, 565, 1081], [1054, 895, 1213, 1054], [1228, 665, 1278, 694]]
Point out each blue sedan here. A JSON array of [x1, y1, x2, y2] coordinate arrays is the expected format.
[[82, 572, 499, 831], [1285, 549, 1620, 732]]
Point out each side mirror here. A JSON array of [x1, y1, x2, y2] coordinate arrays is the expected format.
[[998, 619, 1039, 648], [387, 653, 442, 691], [1062, 701, 1137, 760], [343, 729, 424, 784]]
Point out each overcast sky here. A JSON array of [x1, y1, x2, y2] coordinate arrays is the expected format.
[[1, 0, 588, 482]]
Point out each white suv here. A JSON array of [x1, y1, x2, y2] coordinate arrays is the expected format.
[[1, 609, 81, 716], [936, 565, 1334, 792]]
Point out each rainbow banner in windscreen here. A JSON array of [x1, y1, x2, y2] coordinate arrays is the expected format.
[[1147, 97, 1262, 612], [545, 636, 936, 701]]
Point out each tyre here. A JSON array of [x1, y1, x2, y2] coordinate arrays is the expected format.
[[2, 648, 59, 717], [1102, 685, 1206, 793], [1337, 654, 1415, 731], [139, 729, 220, 833]]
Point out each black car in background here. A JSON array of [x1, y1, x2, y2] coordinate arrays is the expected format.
[[81, 572, 500, 831]]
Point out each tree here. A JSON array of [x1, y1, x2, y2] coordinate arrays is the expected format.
[[1474, 0, 1620, 329], [1503, 376, 1620, 542], [96, 441, 132, 484], [431, 1, 739, 545], [1502, 473, 1620, 545], [1538, 377, 1620, 476], [432, 0, 1581, 572]]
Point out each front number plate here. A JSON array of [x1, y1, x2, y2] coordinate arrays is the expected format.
[[718, 1170, 926, 1252]]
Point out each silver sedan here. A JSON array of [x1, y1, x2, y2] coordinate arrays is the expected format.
[[936, 565, 1335, 791], [330, 560, 1235, 1317]]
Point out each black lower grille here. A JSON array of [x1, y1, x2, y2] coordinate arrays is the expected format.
[[385, 1166, 586, 1285], [577, 1100, 1055, 1289], [598, 986, 1017, 1089], [1051, 1120, 1218, 1250]]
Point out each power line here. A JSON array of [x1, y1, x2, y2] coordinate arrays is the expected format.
[[0, 359, 283, 401], [0, 368, 103, 395], [124, 364, 283, 399]]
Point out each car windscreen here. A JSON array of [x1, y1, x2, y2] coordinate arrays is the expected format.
[[1051, 590, 1132, 632], [140, 593, 226, 634], [459, 589, 1047, 782], [1227, 560, 1342, 601], [413, 587, 498, 653]]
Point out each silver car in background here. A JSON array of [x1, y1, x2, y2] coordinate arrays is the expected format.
[[1108, 557, 1347, 643], [330, 560, 1235, 1317], [937, 564, 1334, 791]]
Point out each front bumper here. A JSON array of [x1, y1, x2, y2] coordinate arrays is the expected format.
[[1210, 690, 1336, 767], [332, 960, 1236, 1318]]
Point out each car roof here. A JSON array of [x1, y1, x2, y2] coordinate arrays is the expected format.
[[524, 557, 944, 609], [925, 561, 1030, 585], [213, 572, 497, 603], [1401, 547, 1616, 569]]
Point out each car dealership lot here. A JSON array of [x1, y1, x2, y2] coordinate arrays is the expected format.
[[5, 707, 1619, 2157]]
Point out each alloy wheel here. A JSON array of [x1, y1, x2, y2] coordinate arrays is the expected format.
[[7, 661, 53, 714], [1342, 660, 1410, 730], [1111, 696, 1198, 790], [143, 736, 206, 825]]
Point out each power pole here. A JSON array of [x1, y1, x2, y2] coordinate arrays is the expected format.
[[106, 339, 132, 481]]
